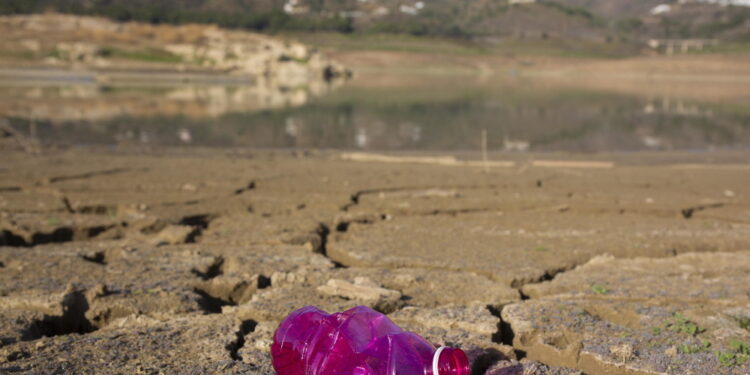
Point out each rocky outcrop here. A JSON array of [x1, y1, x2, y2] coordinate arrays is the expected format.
[[0, 14, 350, 87]]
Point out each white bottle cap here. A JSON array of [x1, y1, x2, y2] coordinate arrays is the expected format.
[[432, 346, 447, 375]]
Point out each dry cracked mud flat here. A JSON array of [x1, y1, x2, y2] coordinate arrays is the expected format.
[[1, 146, 749, 375]]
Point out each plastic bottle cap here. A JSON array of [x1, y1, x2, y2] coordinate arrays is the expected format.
[[432, 346, 446, 375]]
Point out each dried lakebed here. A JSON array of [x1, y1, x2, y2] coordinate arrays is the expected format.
[[1, 148, 749, 375]]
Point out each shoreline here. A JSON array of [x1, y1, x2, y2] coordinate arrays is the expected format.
[[0, 67, 254, 85]]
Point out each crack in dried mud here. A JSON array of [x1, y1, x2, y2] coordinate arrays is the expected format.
[[33, 289, 97, 339], [80, 251, 106, 265], [2, 215, 208, 248], [61, 198, 119, 216], [45, 168, 140, 184], [0, 224, 115, 247], [233, 181, 256, 195], [194, 288, 235, 314], [228, 320, 257, 361], [179, 214, 215, 243], [193, 256, 225, 281], [316, 223, 331, 256], [471, 347, 512, 375], [680, 202, 726, 219], [341, 184, 502, 211]]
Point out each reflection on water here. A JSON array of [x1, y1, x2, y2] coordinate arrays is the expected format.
[[0, 80, 339, 121], [2, 75, 749, 152]]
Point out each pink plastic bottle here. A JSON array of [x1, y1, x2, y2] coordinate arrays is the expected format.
[[271, 306, 470, 375]]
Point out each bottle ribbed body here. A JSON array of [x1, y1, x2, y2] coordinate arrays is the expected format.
[[271, 306, 469, 375]]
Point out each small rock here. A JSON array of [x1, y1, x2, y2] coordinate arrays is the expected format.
[[664, 346, 678, 357], [609, 343, 634, 363], [232, 285, 360, 321], [317, 278, 402, 313], [197, 275, 257, 304], [86, 283, 109, 300], [151, 225, 196, 245]]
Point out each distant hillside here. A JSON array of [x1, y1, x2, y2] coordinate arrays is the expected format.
[[2, 0, 750, 42], [551, 0, 667, 19], [642, 2, 750, 40]]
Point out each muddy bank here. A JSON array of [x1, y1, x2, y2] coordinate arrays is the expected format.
[[0, 147, 749, 374]]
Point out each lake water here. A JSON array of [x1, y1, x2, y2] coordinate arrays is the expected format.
[[2, 72, 749, 153]]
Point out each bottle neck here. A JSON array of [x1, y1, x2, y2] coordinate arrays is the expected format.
[[432, 347, 470, 375]]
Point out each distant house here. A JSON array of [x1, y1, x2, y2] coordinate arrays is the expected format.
[[398, 2, 425, 15], [283, 0, 310, 14], [399, 4, 418, 15], [649, 4, 672, 15], [373, 6, 390, 16]]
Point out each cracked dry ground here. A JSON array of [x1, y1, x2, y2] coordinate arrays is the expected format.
[[1, 149, 749, 375]]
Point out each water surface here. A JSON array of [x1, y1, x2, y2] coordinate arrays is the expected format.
[[3, 73, 749, 152]]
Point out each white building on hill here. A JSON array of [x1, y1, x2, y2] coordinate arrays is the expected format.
[[283, 0, 310, 14]]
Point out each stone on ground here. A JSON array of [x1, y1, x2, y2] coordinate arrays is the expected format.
[[317, 277, 403, 313]]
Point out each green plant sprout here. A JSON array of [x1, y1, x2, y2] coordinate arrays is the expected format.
[[718, 351, 737, 367], [716, 339, 750, 367], [591, 283, 609, 295], [730, 339, 749, 353], [670, 313, 704, 336], [652, 312, 705, 341], [679, 340, 710, 354]]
